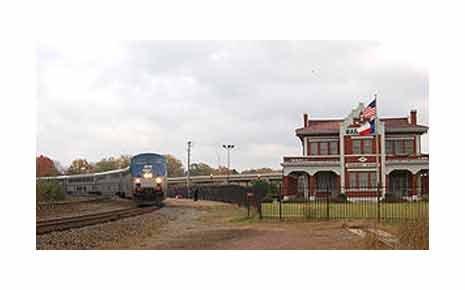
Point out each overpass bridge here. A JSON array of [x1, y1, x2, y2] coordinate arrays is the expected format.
[[167, 172, 283, 187]]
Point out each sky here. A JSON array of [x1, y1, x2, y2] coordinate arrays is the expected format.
[[37, 40, 428, 171]]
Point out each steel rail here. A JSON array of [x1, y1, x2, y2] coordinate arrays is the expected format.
[[36, 206, 159, 235], [37, 196, 110, 207]]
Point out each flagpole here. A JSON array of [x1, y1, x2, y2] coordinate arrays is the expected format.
[[374, 94, 380, 197]]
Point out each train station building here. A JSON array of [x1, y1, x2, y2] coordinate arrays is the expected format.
[[281, 103, 429, 201]]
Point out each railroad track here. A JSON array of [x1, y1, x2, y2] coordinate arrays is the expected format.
[[37, 196, 111, 207], [36, 206, 159, 235]]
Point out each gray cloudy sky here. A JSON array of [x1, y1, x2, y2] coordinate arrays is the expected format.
[[37, 40, 428, 171]]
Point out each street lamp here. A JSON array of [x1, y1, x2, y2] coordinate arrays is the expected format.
[[222, 144, 235, 183]]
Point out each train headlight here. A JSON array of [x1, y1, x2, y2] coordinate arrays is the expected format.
[[143, 173, 153, 179], [135, 178, 141, 184], [155, 177, 162, 184]]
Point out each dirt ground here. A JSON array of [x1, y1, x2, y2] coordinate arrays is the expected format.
[[38, 198, 405, 250], [133, 199, 385, 250]]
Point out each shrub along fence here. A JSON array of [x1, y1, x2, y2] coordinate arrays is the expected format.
[[168, 184, 428, 222]]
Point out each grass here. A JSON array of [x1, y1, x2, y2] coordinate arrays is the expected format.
[[261, 200, 429, 220], [396, 218, 429, 249], [359, 218, 429, 249]]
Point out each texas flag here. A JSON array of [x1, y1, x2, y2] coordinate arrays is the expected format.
[[357, 119, 376, 135]]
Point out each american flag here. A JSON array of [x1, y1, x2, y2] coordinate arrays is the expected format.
[[362, 98, 376, 120]]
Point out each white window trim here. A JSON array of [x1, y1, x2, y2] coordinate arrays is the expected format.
[[307, 138, 339, 142], [385, 137, 414, 141], [351, 136, 375, 140]]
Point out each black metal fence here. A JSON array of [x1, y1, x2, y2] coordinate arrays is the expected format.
[[264, 185, 428, 221], [168, 184, 428, 221], [167, 184, 267, 206]]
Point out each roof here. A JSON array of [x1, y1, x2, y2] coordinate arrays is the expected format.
[[36, 167, 130, 180], [296, 117, 428, 136], [132, 152, 165, 159]]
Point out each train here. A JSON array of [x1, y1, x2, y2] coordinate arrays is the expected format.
[[37, 153, 167, 206]]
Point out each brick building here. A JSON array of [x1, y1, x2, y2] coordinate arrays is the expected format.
[[281, 103, 429, 201]]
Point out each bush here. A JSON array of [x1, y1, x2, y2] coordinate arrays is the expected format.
[[36, 180, 65, 202], [282, 196, 306, 203], [383, 193, 403, 203], [330, 193, 348, 203], [249, 180, 278, 196], [246, 180, 278, 203], [260, 196, 274, 203]]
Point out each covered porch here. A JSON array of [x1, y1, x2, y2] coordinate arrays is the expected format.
[[386, 168, 429, 198], [282, 170, 340, 199]]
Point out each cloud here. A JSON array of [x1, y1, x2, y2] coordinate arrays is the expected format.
[[37, 40, 428, 170]]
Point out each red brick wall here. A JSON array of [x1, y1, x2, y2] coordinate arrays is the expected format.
[[283, 176, 298, 196]]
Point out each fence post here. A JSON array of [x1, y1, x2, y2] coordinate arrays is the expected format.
[[326, 184, 330, 220], [377, 182, 381, 223], [247, 192, 250, 217], [279, 184, 282, 221]]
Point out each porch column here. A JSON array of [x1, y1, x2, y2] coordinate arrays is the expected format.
[[283, 176, 289, 196], [309, 175, 316, 196], [385, 174, 390, 193], [411, 173, 417, 196], [288, 176, 298, 196]]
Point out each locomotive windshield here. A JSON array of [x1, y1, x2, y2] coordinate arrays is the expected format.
[[130, 153, 167, 177]]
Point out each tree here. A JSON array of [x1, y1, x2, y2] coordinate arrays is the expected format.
[[165, 154, 185, 177], [94, 157, 115, 173], [95, 155, 131, 173], [52, 160, 66, 174], [66, 159, 95, 175], [116, 154, 130, 168], [36, 155, 61, 177], [241, 168, 275, 174], [214, 166, 239, 176], [190, 162, 216, 176]]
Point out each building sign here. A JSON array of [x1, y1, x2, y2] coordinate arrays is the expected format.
[[345, 128, 358, 135]]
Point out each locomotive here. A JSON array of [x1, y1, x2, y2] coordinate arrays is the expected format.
[[129, 153, 167, 205], [37, 153, 167, 206]]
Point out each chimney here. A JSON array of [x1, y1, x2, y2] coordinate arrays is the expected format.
[[303, 113, 308, 127], [410, 110, 417, 125]]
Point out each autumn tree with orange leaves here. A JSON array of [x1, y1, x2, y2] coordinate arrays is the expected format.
[[36, 155, 60, 177]]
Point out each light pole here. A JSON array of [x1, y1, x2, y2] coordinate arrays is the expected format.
[[222, 144, 235, 183], [187, 140, 192, 198]]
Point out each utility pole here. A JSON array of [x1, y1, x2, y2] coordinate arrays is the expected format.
[[222, 144, 235, 183], [187, 140, 192, 198]]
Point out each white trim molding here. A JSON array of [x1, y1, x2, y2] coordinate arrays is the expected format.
[[385, 160, 429, 175], [283, 164, 341, 176]]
